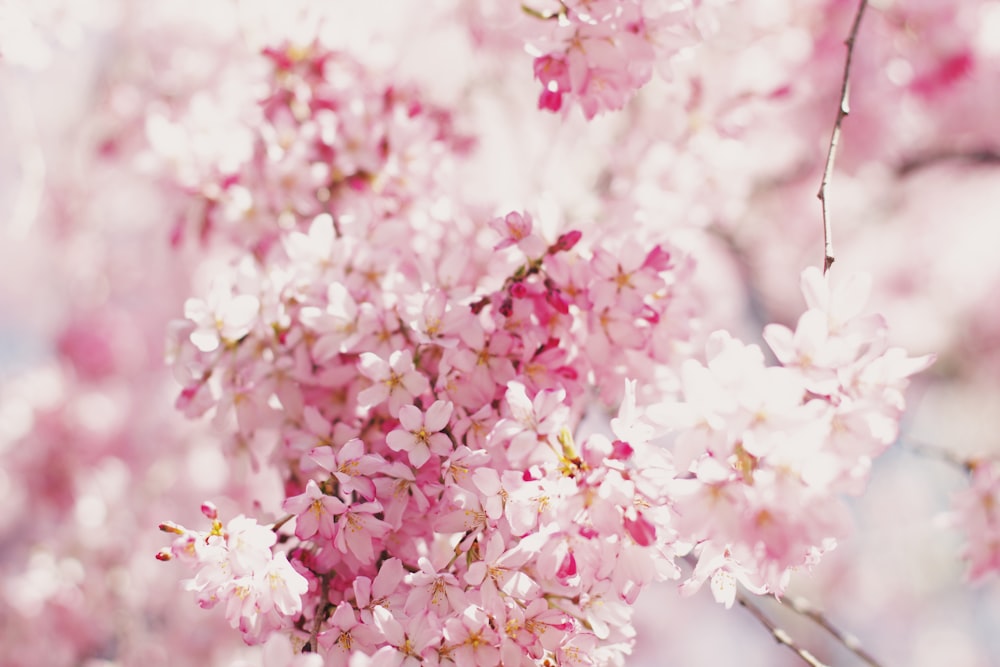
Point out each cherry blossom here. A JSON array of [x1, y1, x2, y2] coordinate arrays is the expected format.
[[385, 400, 455, 467], [358, 351, 432, 417]]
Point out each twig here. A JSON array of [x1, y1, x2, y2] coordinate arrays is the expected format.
[[895, 148, 1000, 177], [782, 595, 885, 667], [901, 440, 974, 473], [304, 575, 331, 653], [738, 592, 830, 667], [270, 513, 295, 533], [521, 3, 563, 20], [817, 0, 869, 274], [680, 554, 825, 667]]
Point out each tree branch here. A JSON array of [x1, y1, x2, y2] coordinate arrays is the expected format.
[[901, 440, 975, 474], [817, 0, 869, 274], [895, 147, 1000, 177], [781, 595, 885, 667], [738, 592, 830, 667]]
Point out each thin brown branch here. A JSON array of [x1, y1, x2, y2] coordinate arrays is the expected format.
[[270, 513, 295, 533], [782, 596, 885, 667], [817, 0, 870, 274], [901, 439, 975, 473], [738, 592, 830, 667], [895, 148, 1000, 177], [304, 575, 331, 653], [521, 3, 563, 20]]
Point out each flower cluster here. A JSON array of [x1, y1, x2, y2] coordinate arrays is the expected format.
[[523, 0, 704, 118], [952, 459, 1000, 582], [157, 35, 714, 665], [159, 504, 309, 645], [654, 268, 934, 604], [159, 41, 467, 251], [165, 198, 696, 661]]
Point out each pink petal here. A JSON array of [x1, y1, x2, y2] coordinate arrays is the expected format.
[[424, 400, 454, 431], [397, 404, 423, 431]]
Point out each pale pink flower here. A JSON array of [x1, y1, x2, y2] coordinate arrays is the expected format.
[[372, 459, 432, 529], [494, 381, 569, 464], [404, 555, 468, 618], [333, 500, 391, 562], [434, 486, 494, 536], [386, 400, 454, 467], [680, 544, 767, 609], [354, 557, 406, 622], [300, 282, 370, 360], [184, 285, 260, 353], [449, 331, 517, 408], [310, 437, 383, 501], [465, 533, 539, 613], [282, 479, 346, 541], [255, 551, 308, 617], [319, 602, 381, 665], [405, 289, 469, 348], [451, 405, 499, 451], [358, 350, 431, 417], [488, 211, 547, 258], [370, 606, 439, 667], [443, 606, 500, 667], [283, 213, 337, 274], [496, 596, 571, 664]]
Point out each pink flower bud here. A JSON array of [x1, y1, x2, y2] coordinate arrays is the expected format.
[[538, 89, 564, 112], [556, 551, 577, 580], [159, 521, 185, 534], [200, 502, 219, 520], [545, 288, 570, 314], [550, 230, 582, 253], [641, 244, 671, 272]]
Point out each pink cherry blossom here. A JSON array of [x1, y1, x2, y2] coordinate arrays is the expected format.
[[385, 400, 455, 467], [282, 479, 346, 541], [358, 351, 431, 417]]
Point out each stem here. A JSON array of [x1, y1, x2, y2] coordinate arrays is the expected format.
[[781, 595, 885, 667], [681, 553, 826, 667], [895, 147, 1000, 177], [521, 3, 564, 20], [817, 0, 869, 274], [271, 513, 295, 532], [737, 592, 830, 667], [901, 440, 974, 474], [305, 575, 331, 653]]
